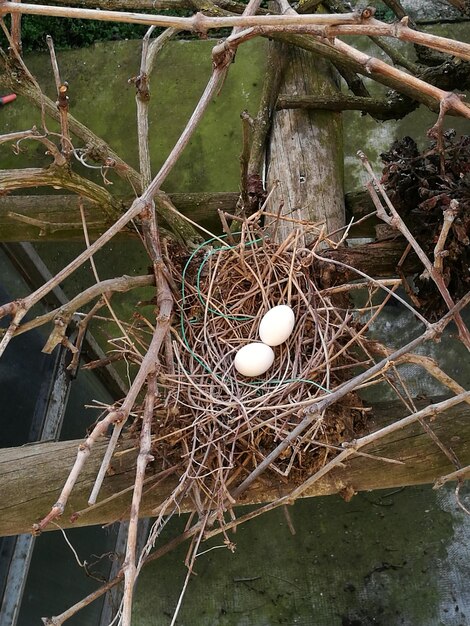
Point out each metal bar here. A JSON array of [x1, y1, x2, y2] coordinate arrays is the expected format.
[[0, 339, 73, 625], [1, 242, 128, 398], [0, 535, 36, 625], [0, 243, 126, 624]]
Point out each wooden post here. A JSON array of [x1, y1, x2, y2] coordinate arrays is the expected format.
[[266, 42, 345, 244]]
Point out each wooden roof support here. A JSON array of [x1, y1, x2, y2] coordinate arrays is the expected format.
[[1, 399, 469, 537]]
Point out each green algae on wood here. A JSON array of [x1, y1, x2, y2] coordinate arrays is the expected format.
[[1, 38, 267, 195]]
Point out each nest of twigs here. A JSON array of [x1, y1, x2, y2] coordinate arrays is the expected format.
[[152, 219, 368, 513]]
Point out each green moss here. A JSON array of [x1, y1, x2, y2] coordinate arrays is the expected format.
[[1, 39, 266, 198]]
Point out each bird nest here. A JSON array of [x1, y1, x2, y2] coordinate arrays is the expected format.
[[152, 219, 368, 511]]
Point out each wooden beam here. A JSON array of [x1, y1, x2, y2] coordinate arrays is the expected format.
[[0, 399, 468, 537], [0, 192, 240, 242], [323, 238, 421, 278], [0, 191, 376, 241], [276, 93, 410, 118]]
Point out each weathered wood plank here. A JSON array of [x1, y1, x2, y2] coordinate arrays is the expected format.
[[0, 400, 468, 536], [0, 192, 240, 241], [323, 239, 421, 278], [0, 191, 378, 241], [266, 42, 345, 243]]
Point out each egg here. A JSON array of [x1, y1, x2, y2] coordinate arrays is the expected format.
[[259, 305, 295, 346], [234, 343, 275, 377]]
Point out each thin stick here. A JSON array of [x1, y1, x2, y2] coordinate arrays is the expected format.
[[10, 274, 154, 339], [366, 340, 470, 407], [434, 465, 470, 489], [120, 35, 173, 624], [133, 26, 178, 188], [33, 296, 171, 532], [455, 481, 470, 516], [433, 200, 459, 273], [78, 200, 140, 359], [0, 127, 66, 165], [121, 374, 156, 626], [239, 110, 253, 208], [46, 35, 71, 156]]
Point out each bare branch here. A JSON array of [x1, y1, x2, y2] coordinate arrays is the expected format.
[[121, 374, 156, 625], [46, 35, 71, 157], [435, 465, 470, 489], [0, 3, 369, 28], [433, 200, 459, 273], [9, 274, 152, 338], [0, 167, 121, 218], [0, 127, 66, 165]]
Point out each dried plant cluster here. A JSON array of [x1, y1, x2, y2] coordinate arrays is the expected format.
[[381, 133, 470, 317], [1, 0, 470, 625]]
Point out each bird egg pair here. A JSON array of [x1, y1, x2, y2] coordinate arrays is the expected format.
[[234, 305, 295, 377]]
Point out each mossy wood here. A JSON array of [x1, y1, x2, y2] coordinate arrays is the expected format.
[[0, 190, 375, 241], [0, 400, 468, 537], [0, 192, 240, 241]]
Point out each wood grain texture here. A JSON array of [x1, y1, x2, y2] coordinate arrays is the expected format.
[[1, 400, 469, 536], [266, 42, 345, 244], [0, 191, 377, 241], [0, 193, 240, 241]]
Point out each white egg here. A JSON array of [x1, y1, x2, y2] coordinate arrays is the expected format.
[[259, 305, 295, 346], [234, 343, 275, 377]]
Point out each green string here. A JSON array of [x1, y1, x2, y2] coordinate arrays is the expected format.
[[180, 232, 255, 375], [195, 236, 261, 322], [179, 233, 331, 393], [240, 378, 331, 393]]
